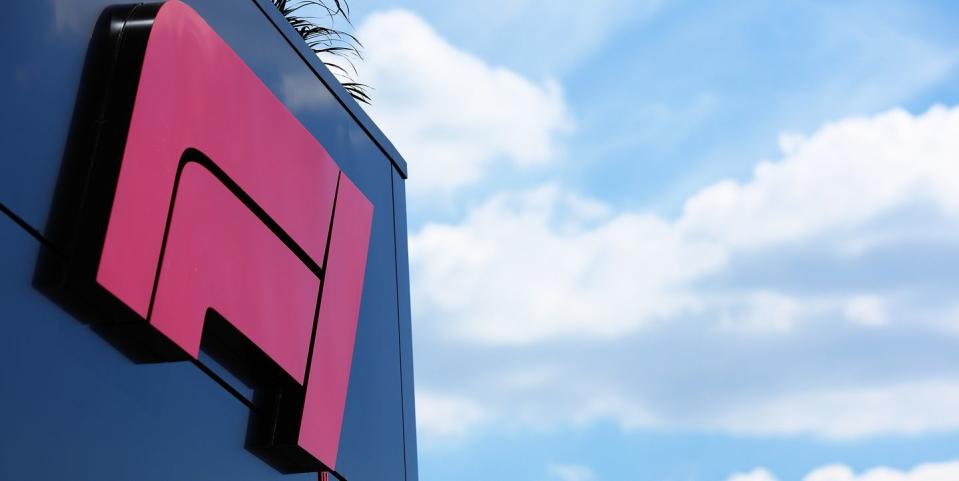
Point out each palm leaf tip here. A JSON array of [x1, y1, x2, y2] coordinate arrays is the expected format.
[[272, 0, 372, 104]]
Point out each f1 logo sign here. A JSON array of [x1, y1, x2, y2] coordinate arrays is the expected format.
[[40, 1, 372, 475]]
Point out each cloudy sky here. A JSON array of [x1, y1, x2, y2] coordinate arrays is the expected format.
[[308, 1, 959, 480]]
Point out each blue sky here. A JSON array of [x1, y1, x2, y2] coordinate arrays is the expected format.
[[292, 1, 959, 480]]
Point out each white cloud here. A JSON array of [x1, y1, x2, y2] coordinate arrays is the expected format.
[[678, 106, 959, 250], [351, 10, 572, 194], [844, 295, 888, 327], [411, 104, 959, 441], [414, 390, 489, 444], [412, 0, 664, 76], [413, 105, 959, 345], [718, 291, 802, 334], [411, 184, 724, 344], [709, 380, 959, 440], [493, 379, 959, 442], [729, 468, 779, 481], [927, 302, 959, 337], [729, 459, 959, 481], [547, 464, 597, 481]]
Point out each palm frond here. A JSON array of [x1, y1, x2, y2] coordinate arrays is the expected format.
[[272, 0, 371, 104]]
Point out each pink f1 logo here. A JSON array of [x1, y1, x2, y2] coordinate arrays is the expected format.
[[42, 1, 372, 475]]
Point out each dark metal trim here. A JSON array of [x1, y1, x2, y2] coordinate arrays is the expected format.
[[250, 0, 410, 179]]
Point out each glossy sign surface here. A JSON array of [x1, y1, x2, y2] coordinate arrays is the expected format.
[[99, 0, 340, 317], [68, 0, 373, 474], [149, 160, 321, 383], [0, 0, 416, 479]]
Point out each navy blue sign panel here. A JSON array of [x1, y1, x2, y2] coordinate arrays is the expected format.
[[0, 1, 417, 481]]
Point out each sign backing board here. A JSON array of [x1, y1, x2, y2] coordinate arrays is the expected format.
[[0, 1, 417, 481]]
